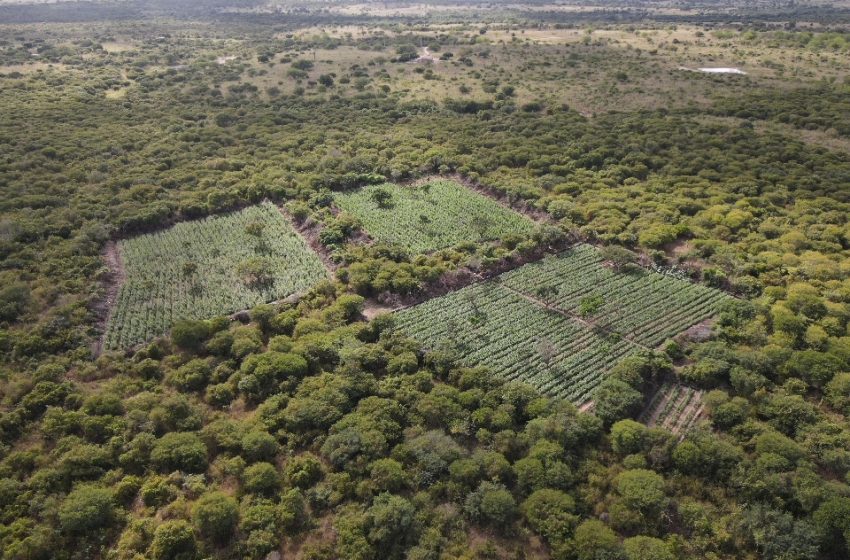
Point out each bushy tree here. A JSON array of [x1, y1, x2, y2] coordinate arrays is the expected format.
[[522, 488, 578, 545], [573, 519, 624, 560], [59, 485, 115, 534], [151, 432, 208, 473], [464, 482, 517, 529], [623, 536, 675, 560], [594, 380, 643, 425], [192, 491, 239, 544], [149, 520, 197, 560], [242, 462, 280, 496]]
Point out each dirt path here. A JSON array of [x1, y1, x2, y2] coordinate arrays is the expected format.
[[92, 241, 125, 356], [644, 386, 679, 427], [276, 206, 339, 273], [413, 47, 439, 63], [362, 300, 400, 320], [498, 283, 653, 353]]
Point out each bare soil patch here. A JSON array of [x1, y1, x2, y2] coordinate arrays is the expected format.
[[677, 317, 717, 344], [413, 46, 439, 63], [278, 207, 339, 273], [362, 300, 399, 320], [92, 241, 125, 356]]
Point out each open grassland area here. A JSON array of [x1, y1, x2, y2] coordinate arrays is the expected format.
[[640, 382, 706, 434], [333, 179, 536, 253], [394, 244, 730, 401], [104, 202, 327, 349], [500, 244, 733, 347]]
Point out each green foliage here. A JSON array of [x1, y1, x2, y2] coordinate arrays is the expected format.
[[573, 519, 624, 560], [623, 536, 675, 560], [522, 489, 578, 546], [284, 453, 325, 489], [241, 430, 280, 463], [396, 244, 729, 402], [3, 13, 850, 560], [615, 468, 668, 517], [192, 491, 239, 544], [106, 203, 327, 349], [58, 485, 116, 534], [150, 520, 197, 560], [171, 320, 212, 352], [464, 482, 518, 529], [151, 432, 208, 473], [0, 282, 31, 323], [334, 180, 535, 253], [242, 462, 280, 495], [610, 419, 648, 456], [594, 380, 644, 426]]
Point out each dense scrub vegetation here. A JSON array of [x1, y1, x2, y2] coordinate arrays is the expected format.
[[2, 4, 850, 560]]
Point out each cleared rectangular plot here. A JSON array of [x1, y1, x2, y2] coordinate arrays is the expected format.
[[333, 179, 536, 253], [640, 382, 705, 434], [394, 282, 639, 404], [499, 244, 732, 347], [394, 244, 732, 401], [104, 202, 327, 350]]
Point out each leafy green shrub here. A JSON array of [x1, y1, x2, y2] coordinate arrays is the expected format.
[[59, 485, 116, 534], [151, 432, 208, 473], [242, 430, 280, 463], [243, 462, 280, 496], [522, 489, 578, 546], [149, 520, 197, 560], [171, 320, 211, 351], [284, 453, 325, 489], [464, 482, 517, 529], [141, 475, 177, 507], [192, 491, 239, 543]]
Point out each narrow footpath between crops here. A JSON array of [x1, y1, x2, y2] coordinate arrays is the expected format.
[[497, 283, 654, 353]]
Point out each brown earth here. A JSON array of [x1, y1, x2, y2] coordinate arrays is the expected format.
[[91, 240, 125, 356]]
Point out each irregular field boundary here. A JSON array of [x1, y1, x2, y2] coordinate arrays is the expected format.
[[639, 381, 706, 435], [392, 245, 731, 402], [331, 178, 538, 254], [98, 202, 330, 353]]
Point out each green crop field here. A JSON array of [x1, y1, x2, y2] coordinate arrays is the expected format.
[[333, 179, 536, 253], [640, 383, 706, 434], [499, 244, 733, 347], [393, 281, 639, 403], [104, 202, 327, 350], [394, 244, 732, 401]]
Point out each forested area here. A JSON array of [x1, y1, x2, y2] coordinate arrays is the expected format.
[[2, 3, 850, 559]]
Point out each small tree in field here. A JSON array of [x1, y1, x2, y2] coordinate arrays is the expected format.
[[238, 257, 274, 289], [536, 338, 557, 372], [601, 245, 638, 272], [579, 295, 605, 317], [370, 187, 393, 208]]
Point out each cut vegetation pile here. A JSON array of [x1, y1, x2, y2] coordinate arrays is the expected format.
[[104, 202, 327, 350], [333, 179, 536, 253], [394, 244, 732, 402]]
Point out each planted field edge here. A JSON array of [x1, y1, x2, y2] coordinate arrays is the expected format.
[[100, 201, 329, 350], [392, 244, 733, 401]]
